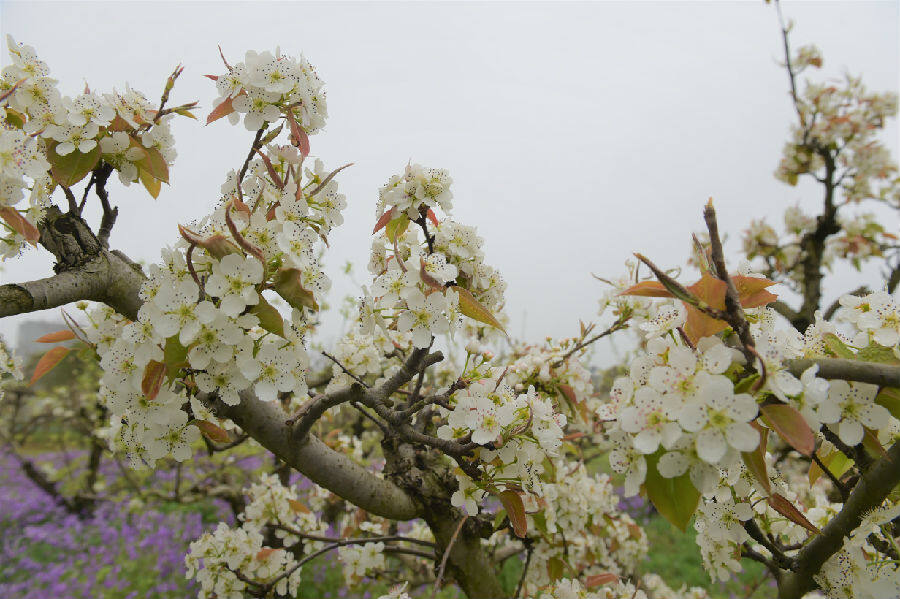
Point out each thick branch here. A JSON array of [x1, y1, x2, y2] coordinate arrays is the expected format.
[[290, 383, 366, 440], [787, 358, 900, 388], [778, 440, 900, 598], [0, 251, 144, 320], [199, 389, 420, 521]]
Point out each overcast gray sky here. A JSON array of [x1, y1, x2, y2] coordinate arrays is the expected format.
[[1, 1, 897, 362]]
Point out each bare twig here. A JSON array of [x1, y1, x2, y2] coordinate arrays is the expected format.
[[432, 515, 468, 599]]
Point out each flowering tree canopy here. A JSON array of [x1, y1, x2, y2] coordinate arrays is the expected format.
[[1, 2, 899, 598]]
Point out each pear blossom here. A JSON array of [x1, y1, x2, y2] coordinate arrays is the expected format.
[[205, 254, 264, 317], [678, 375, 759, 464]]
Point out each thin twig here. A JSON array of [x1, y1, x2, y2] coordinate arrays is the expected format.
[[514, 543, 533, 599], [322, 351, 370, 388], [552, 315, 630, 367], [432, 515, 468, 599]]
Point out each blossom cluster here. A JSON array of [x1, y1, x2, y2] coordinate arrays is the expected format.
[[603, 283, 900, 588], [212, 48, 326, 133], [185, 522, 301, 599], [364, 164, 507, 349], [186, 473, 400, 594], [1, 37, 183, 257], [77, 53, 350, 465], [536, 576, 708, 599], [517, 467, 651, 595]]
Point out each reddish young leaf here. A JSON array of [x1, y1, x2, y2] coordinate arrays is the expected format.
[[288, 499, 311, 514], [372, 208, 396, 235], [256, 548, 276, 560], [619, 281, 673, 298], [585, 573, 619, 588], [141, 360, 167, 400], [203, 74, 219, 81], [768, 493, 820, 535], [498, 489, 528, 538], [256, 150, 283, 189], [35, 330, 76, 343], [29, 346, 71, 386], [0, 206, 40, 245], [760, 404, 815, 457], [686, 272, 727, 309], [426, 208, 440, 227], [137, 146, 169, 184], [732, 275, 779, 308], [285, 110, 310, 157], [178, 225, 241, 259], [193, 420, 230, 443], [46, 143, 101, 187], [558, 383, 578, 405], [682, 302, 729, 343], [206, 96, 235, 125], [419, 258, 445, 291], [741, 421, 771, 495], [106, 115, 131, 132]]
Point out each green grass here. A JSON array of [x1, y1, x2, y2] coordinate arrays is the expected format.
[[642, 516, 775, 599]]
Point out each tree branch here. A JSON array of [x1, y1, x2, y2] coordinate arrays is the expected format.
[[198, 389, 420, 521], [787, 358, 900, 388], [0, 252, 144, 319], [778, 440, 900, 599]]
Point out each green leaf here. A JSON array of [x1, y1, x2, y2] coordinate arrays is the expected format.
[[385, 214, 410, 243], [174, 107, 197, 119], [643, 450, 700, 531], [823, 333, 855, 359], [451, 285, 506, 334], [734, 373, 760, 395], [546, 556, 567, 583], [163, 336, 189, 382], [138, 166, 161, 199], [46, 142, 100, 187], [137, 146, 169, 184], [251, 294, 285, 337], [5, 108, 25, 129], [875, 387, 900, 421], [857, 343, 900, 365], [760, 403, 815, 456], [272, 268, 319, 311]]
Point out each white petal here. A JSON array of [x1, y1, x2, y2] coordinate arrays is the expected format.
[[696, 429, 727, 464], [633, 429, 661, 454], [726, 422, 760, 452]]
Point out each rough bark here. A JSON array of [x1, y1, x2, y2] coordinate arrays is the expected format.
[[0, 206, 145, 320]]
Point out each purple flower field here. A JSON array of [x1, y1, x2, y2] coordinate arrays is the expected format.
[[0, 448, 232, 599]]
